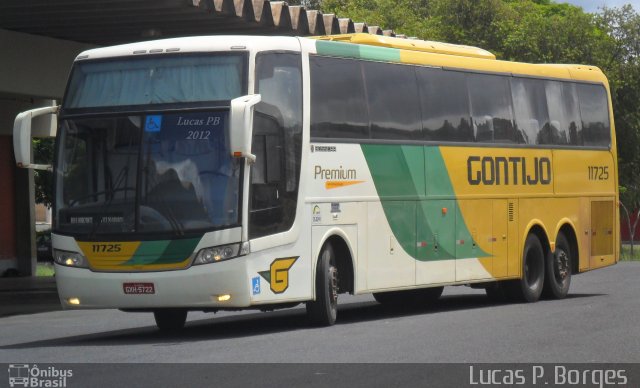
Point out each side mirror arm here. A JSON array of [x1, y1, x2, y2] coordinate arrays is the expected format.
[[229, 94, 261, 163]]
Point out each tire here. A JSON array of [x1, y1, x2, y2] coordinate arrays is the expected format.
[[504, 233, 546, 303], [542, 233, 572, 299], [306, 243, 338, 326], [373, 287, 443, 308], [153, 309, 188, 331]]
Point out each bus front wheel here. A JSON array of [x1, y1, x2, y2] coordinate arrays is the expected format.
[[505, 233, 545, 303], [306, 243, 338, 326], [153, 309, 188, 331]]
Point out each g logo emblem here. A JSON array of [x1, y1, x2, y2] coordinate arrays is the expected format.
[[259, 257, 299, 294]]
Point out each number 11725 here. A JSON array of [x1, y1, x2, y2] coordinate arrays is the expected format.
[[588, 166, 609, 180]]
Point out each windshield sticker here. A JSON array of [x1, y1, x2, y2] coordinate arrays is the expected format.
[[69, 214, 124, 224], [312, 205, 321, 223], [311, 145, 337, 153], [159, 112, 226, 142], [145, 115, 162, 132]]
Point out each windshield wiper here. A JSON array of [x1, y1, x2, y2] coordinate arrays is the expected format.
[[141, 143, 184, 237]]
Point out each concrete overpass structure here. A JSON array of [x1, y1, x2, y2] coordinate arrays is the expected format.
[[0, 0, 398, 276]]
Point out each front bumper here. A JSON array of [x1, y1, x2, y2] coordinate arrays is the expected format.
[[55, 258, 251, 310]]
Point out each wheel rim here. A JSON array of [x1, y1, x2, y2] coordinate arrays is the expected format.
[[329, 264, 338, 310], [554, 249, 570, 283]]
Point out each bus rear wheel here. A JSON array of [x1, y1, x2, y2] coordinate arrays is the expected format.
[[542, 233, 572, 299], [306, 243, 338, 326], [505, 233, 545, 303], [153, 309, 187, 331]]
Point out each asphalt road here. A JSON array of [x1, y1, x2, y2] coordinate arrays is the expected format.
[[1, 262, 638, 366]]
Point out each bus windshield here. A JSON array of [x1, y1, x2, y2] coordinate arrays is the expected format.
[[55, 111, 241, 236], [64, 54, 246, 109]]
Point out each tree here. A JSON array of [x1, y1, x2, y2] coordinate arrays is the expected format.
[[318, 0, 640, 252], [321, 0, 431, 37], [595, 6, 640, 253]]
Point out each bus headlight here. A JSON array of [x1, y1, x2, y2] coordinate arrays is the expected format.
[[53, 249, 88, 268], [193, 242, 249, 265]]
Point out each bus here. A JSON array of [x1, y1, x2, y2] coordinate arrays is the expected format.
[[13, 33, 618, 330]]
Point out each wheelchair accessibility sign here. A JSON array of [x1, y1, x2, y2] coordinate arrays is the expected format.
[[252, 276, 261, 295], [145, 115, 162, 132]]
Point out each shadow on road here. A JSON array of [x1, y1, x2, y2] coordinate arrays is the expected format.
[[0, 292, 605, 350]]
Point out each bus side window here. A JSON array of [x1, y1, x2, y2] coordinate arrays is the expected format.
[[310, 56, 369, 139], [362, 61, 422, 140], [417, 68, 473, 142], [562, 83, 583, 146], [511, 77, 550, 145], [577, 84, 610, 147], [467, 73, 515, 143]]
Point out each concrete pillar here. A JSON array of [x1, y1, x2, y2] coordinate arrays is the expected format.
[[0, 97, 34, 276], [0, 135, 17, 274], [0, 98, 45, 276], [0, 29, 93, 276], [14, 166, 36, 276]]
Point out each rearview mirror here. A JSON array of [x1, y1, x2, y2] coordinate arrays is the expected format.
[[13, 104, 59, 170], [229, 94, 261, 163]]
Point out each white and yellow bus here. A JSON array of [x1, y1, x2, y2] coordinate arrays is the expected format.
[[14, 34, 618, 330]]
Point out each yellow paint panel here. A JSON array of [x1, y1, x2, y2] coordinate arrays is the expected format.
[[398, 51, 596, 82], [440, 147, 554, 198], [75, 241, 191, 271], [77, 241, 141, 265], [553, 150, 615, 195], [492, 200, 509, 278], [591, 201, 614, 256], [86, 259, 192, 272]]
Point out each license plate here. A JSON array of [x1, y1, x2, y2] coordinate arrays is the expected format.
[[123, 282, 155, 294]]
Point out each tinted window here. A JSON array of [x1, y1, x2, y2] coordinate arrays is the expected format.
[[468, 73, 516, 143], [577, 84, 610, 147], [362, 61, 422, 140], [65, 54, 246, 109], [418, 68, 472, 142], [310, 56, 369, 139], [511, 78, 550, 145], [545, 81, 583, 145]]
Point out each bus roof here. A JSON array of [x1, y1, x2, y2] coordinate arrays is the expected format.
[[309, 34, 608, 85], [73, 35, 301, 61], [72, 34, 608, 86], [314, 33, 496, 60]]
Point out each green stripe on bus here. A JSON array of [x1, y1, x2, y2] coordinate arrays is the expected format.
[[361, 144, 488, 261], [316, 40, 401, 62], [156, 238, 201, 264], [125, 240, 171, 266], [123, 238, 200, 266]]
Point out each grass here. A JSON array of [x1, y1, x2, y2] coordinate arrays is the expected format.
[[620, 245, 640, 261], [36, 263, 55, 277]]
